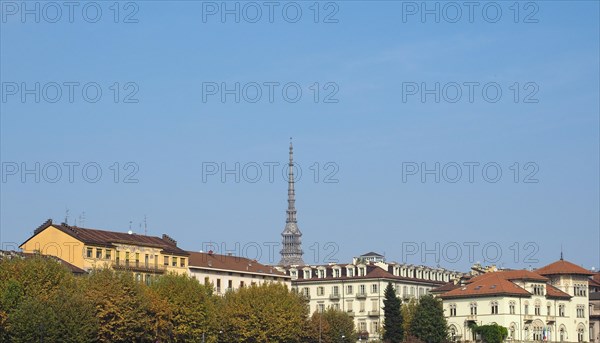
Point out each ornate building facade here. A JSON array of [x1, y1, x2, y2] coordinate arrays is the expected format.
[[436, 258, 593, 343]]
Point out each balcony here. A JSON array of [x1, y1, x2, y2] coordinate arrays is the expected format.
[[347, 310, 355, 317], [523, 315, 533, 322], [329, 294, 340, 300], [367, 311, 379, 317], [112, 260, 166, 274], [356, 292, 367, 299], [466, 315, 477, 322], [546, 316, 556, 323]]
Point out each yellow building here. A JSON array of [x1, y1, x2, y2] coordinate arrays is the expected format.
[[20, 219, 189, 282]]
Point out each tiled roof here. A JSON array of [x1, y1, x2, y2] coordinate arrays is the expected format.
[[292, 264, 445, 285], [474, 269, 548, 282], [188, 251, 288, 277], [535, 259, 594, 276], [20, 219, 188, 256], [440, 273, 531, 299], [545, 284, 571, 299]]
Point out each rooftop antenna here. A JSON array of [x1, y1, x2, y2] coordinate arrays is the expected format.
[[560, 244, 564, 260], [144, 215, 147, 236], [129, 221, 133, 231], [64, 208, 70, 224]]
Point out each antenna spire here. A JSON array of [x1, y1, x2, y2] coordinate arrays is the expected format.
[[279, 138, 304, 266], [144, 215, 147, 236], [560, 245, 564, 260]]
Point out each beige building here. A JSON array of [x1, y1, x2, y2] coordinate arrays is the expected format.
[[279, 252, 464, 341], [436, 258, 593, 343], [188, 250, 291, 294], [20, 219, 190, 283]]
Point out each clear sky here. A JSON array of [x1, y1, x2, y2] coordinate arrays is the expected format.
[[1, 0, 598, 272]]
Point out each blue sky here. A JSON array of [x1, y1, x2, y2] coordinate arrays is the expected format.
[[1, 1, 598, 272]]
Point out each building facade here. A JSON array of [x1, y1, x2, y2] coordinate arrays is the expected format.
[[279, 252, 463, 341], [188, 251, 291, 294], [20, 219, 189, 282], [437, 258, 592, 343]]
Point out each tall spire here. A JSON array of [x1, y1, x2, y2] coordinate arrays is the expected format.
[[279, 138, 304, 266], [287, 138, 296, 224]]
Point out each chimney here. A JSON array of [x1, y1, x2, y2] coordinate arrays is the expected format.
[[162, 234, 177, 246]]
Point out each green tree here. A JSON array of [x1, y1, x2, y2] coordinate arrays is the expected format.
[[150, 273, 215, 342], [382, 282, 403, 343], [0, 256, 97, 343], [308, 308, 357, 343], [401, 297, 418, 337], [471, 323, 508, 343], [410, 295, 448, 343], [218, 283, 309, 343]]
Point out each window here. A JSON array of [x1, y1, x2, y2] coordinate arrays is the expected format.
[[86, 247, 93, 258], [332, 286, 339, 296], [317, 287, 324, 296], [240, 281, 244, 288], [371, 321, 379, 333], [164, 256, 169, 266], [346, 285, 353, 294], [359, 284, 366, 295], [135, 253, 139, 266], [524, 304, 529, 315], [491, 301, 498, 314], [358, 321, 366, 332], [227, 280, 232, 290], [332, 303, 339, 310], [547, 305, 551, 316], [105, 249, 111, 259], [180, 258, 185, 267], [347, 268, 354, 277], [371, 299, 378, 311], [470, 302, 477, 315], [577, 305, 585, 318], [302, 287, 310, 298], [449, 304, 457, 316], [578, 327, 584, 342], [96, 248, 102, 259], [559, 304, 565, 317], [359, 300, 365, 312], [533, 284, 545, 295], [371, 284, 378, 293], [535, 304, 541, 315], [333, 269, 340, 278], [318, 303, 325, 312], [125, 252, 130, 264], [318, 269, 325, 278], [509, 302, 515, 314], [172, 257, 177, 267], [574, 284, 587, 297], [216, 279, 221, 293], [346, 300, 353, 312]]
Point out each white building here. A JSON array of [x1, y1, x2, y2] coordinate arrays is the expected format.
[[188, 251, 291, 294], [279, 252, 464, 341], [436, 258, 593, 343]]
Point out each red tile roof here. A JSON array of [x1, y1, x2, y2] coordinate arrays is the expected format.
[[440, 273, 532, 299], [188, 251, 288, 277], [545, 284, 571, 299], [535, 259, 594, 276], [20, 219, 188, 256]]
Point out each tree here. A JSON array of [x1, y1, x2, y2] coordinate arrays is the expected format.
[[382, 282, 403, 343], [150, 273, 215, 342], [409, 295, 448, 343], [0, 256, 97, 342], [401, 297, 418, 337], [217, 283, 309, 343], [307, 308, 357, 343], [470, 323, 508, 343], [82, 268, 152, 342]]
